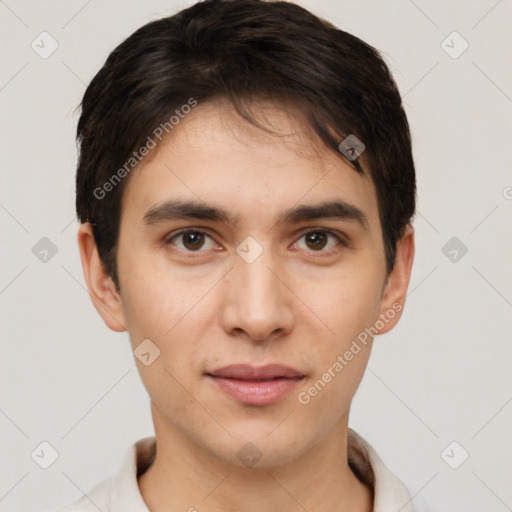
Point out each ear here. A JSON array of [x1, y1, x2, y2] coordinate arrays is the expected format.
[[375, 224, 415, 335], [77, 223, 127, 332]]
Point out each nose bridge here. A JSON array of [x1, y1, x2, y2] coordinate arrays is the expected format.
[[222, 235, 292, 340], [236, 236, 282, 306]]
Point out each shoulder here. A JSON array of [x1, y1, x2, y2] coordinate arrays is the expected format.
[[348, 428, 414, 512], [47, 476, 113, 512], [47, 436, 154, 512]]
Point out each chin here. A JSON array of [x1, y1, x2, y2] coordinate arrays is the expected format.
[[216, 427, 311, 469]]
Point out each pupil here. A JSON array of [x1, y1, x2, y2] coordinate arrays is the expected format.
[[307, 232, 326, 250], [185, 232, 203, 250]]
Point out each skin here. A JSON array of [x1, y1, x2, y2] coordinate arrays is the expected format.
[[78, 100, 414, 512]]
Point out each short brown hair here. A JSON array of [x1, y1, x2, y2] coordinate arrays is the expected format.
[[76, 0, 416, 291]]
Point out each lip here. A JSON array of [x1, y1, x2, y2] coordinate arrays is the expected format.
[[206, 364, 305, 406]]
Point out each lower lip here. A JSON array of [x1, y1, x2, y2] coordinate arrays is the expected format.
[[208, 375, 303, 406]]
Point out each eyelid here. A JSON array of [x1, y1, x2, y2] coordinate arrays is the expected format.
[[164, 227, 219, 255], [295, 226, 349, 244], [292, 227, 348, 256]]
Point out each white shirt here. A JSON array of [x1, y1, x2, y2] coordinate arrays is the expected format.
[[54, 429, 413, 512]]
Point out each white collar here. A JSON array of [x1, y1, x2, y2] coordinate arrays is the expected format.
[[60, 429, 413, 511]]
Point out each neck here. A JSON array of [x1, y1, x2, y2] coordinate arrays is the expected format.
[[138, 403, 373, 512]]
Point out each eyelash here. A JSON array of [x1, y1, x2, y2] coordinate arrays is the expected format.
[[164, 227, 347, 258]]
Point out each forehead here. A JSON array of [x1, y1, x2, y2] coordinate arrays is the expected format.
[[119, 100, 379, 231]]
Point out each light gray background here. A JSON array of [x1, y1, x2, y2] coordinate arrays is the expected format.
[[1, 1, 511, 511]]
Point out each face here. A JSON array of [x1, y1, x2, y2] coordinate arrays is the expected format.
[[80, 100, 413, 468]]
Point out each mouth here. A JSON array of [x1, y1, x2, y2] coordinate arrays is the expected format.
[[205, 364, 305, 406]]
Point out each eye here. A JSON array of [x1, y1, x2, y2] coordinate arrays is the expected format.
[[292, 229, 344, 254], [165, 229, 216, 252], [164, 227, 346, 257]]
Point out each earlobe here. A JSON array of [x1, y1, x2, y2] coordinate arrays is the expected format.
[[375, 224, 415, 336], [77, 223, 127, 333]]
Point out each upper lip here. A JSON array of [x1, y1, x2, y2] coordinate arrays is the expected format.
[[207, 364, 304, 380]]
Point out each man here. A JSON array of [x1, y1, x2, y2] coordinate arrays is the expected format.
[[58, 0, 416, 510]]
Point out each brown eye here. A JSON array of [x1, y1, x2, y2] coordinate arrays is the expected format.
[[182, 231, 205, 250], [294, 229, 343, 254], [166, 229, 216, 252], [304, 231, 328, 251]]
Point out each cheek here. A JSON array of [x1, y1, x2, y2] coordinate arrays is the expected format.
[[302, 267, 383, 343], [118, 249, 199, 339], [118, 255, 213, 382], [296, 264, 382, 405]]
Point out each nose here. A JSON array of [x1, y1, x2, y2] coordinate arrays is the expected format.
[[219, 244, 294, 343]]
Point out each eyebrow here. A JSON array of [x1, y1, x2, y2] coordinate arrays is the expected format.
[[142, 199, 368, 230]]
